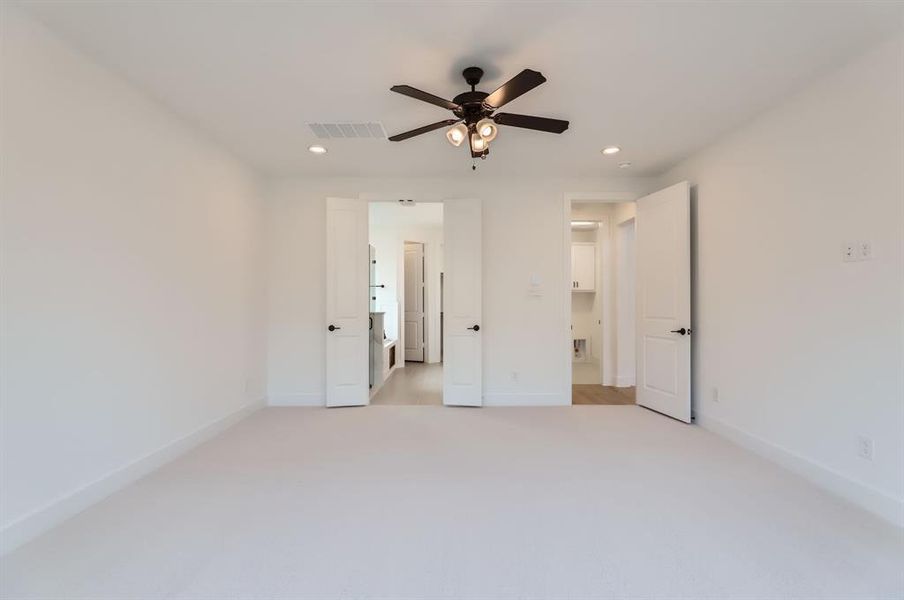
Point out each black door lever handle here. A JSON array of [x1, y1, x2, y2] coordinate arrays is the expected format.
[[328, 324, 341, 332], [670, 327, 690, 335], [467, 325, 480, 331]]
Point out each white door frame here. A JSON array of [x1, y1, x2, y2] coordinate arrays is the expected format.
[[562, 192, 638, 403]]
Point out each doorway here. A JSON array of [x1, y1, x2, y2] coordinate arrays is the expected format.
[[567, 199, 638, 405], [564, 184, 692, 421], [369, 203, 443, 405], [325, 196, 483, 408]]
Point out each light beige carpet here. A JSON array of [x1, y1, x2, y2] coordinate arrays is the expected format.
[[2, 406, 902, 599]]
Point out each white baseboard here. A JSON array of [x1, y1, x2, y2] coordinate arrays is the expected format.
[[483, 392, 568, 407], [696, 414, 904, 528], [267, 392, 324, 407], [615, 375, 635, 387], [0, 399, 265, 556]]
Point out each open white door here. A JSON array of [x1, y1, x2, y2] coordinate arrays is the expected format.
[[635, 182, 691, 422], [443, 198, 482, 406], [325, 197, 369, 407]]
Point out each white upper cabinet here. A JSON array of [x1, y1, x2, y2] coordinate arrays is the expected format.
[[571, 242, 596, 292]]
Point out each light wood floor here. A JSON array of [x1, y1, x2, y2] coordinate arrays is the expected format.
[[572, 385, 636, 405], [371, 362, 442, 405]]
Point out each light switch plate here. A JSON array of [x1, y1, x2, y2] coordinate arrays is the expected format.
[[842, 242, 857, 262]]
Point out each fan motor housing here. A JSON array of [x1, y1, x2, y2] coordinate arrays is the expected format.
[[452, 91, 490, 123]]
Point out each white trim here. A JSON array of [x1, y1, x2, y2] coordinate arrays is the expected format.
[[563, 192, 639, 404], [267, 393, 324, 407], [565, 192, 637, 203], [483, 392, 568, 407], [563, 196, 573, 403], [359, 192, 444, 203], [0, 399, 265, 555], [615, 375, 636, 387], [697, 414, 904, 527], [598, 216, 613, 386], [615, 217, 637, 390]]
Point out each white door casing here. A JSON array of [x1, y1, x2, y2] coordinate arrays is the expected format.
[[325, 197, 369, 407], [635, 182, 692, 422], [404, 242, 425, 362], [443, 198, 482, 407], [616, 219, 637, 387]]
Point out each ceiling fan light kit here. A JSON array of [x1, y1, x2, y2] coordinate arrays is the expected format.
[[388, 66, 569, 168], [470, 132, 487, 153], [475, 118, 498, 142], [445, 123, 468, 147]]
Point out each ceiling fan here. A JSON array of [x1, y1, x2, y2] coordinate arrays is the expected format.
[[388, 66, 569, 165]]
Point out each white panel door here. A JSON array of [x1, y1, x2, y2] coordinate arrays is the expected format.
[[443, 198, 482, 406], [404, 242, 425, 362], [635, 182, 691, 422], [325, 197, 369, 407]]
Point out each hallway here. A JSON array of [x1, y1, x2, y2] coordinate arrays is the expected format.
[[371, 362, 442, 405]]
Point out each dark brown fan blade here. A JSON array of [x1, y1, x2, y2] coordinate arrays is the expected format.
[[390, 85, 460, 111], [387, 119, 460, 142], [493, 112, 569, 134], [483, 69, 547, 109]]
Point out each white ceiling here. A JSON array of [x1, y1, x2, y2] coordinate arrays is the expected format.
[[20, 1, 903, 178]]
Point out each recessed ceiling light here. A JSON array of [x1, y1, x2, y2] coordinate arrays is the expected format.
[[308, 145, 328, 154], [618, 161, 632, 169], [601, 146, 621, 155]]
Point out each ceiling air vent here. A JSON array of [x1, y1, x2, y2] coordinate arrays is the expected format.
[[307, 122, 387, 139]]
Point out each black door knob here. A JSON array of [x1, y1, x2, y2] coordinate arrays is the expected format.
[[670, 327, 688, 335], [467, 325, 480, 331], [328, 324, 341, 332]]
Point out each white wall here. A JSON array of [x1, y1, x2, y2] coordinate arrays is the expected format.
[[266, 176, 655, 407], [368, 203, 443, 363], [0, 7, 266, 552], [660, 36, 904, 525]]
